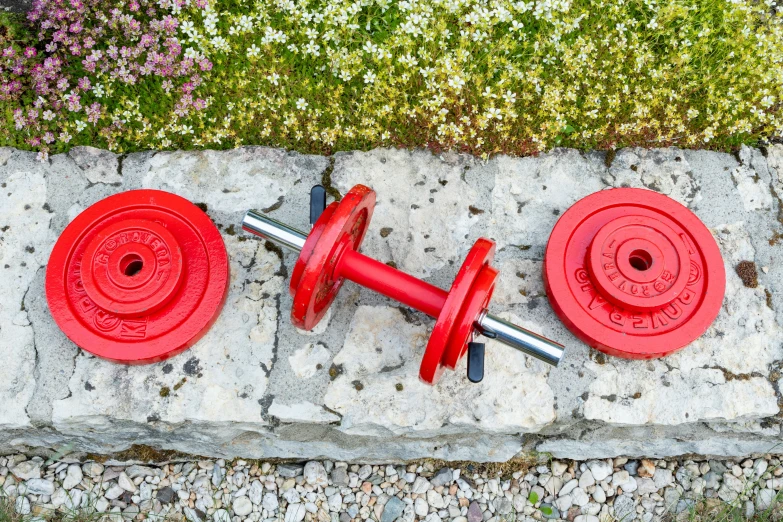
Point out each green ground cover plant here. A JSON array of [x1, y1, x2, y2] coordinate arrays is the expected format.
[[1, 0, 782, 159]]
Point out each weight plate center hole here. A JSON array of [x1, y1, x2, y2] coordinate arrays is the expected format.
[[628, 249, 653, 272], [120, 253, 144, 277]]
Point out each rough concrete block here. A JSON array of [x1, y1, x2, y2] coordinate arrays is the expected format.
[[1, 145, 782, 461]]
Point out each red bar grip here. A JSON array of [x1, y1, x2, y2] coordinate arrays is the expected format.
[[337, 249, 448, 318]]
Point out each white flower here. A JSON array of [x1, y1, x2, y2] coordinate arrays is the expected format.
[[363, 41, 378, 55], [304, 40, 321, 56], [211, 36, 229, 51], [510, 20, 524, 31], [180, 20, 196, 37], [93, 84, 104, 98], [262, 26, 287, 44], [296, 98, 308, 110], [268, 73, 280, 86], [448, 75, 465, 91], [364, 71, 377, 84], [204, 12, 219, 35], [238, 15, 254, 32], [486, 107, 503, 120], [247, 44, 260, 58], [75, 120, 87, 132], [398, 53, 418, 67], [184, 47, 204, 60]]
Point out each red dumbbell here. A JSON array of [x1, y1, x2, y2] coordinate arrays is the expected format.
[[243, 184, 564, 385]]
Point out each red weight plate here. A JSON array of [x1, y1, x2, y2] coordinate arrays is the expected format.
[[442, 265, 498, 370], [291, 185, 375, 330], [290, 202, 336, 297], [544, 188, 725, 359], [420, 238, 496, 384], [587, 216, 690, 312], [46, 190, 230, 363]]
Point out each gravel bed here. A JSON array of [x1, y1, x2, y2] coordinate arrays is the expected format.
[[1, 455, 782, 522]]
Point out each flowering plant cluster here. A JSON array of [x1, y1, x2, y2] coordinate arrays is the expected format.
[[1, 0, 782, 158]]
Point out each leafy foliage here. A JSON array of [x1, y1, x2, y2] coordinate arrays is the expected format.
[[2, 0, 782, 159]]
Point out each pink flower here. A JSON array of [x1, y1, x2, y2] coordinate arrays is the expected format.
[[162, 15, 178, 33], [66, 92, 81, 111], [86, 102, 101, 123], [140, 34, 154, 47], [13, 108, 26, 129], [13, 0, 215, 153]]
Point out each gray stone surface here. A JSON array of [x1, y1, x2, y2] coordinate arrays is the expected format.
[[2, 144, 783, 461], [0, 0, 30, 12]]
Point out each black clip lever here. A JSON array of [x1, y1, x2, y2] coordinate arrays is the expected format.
[[467, 342, 485, 383], [310, 185, 327, 228]]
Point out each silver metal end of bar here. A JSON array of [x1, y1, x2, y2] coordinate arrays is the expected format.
[[242, 210, 307, 252], [477, 312, 564, 367]]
